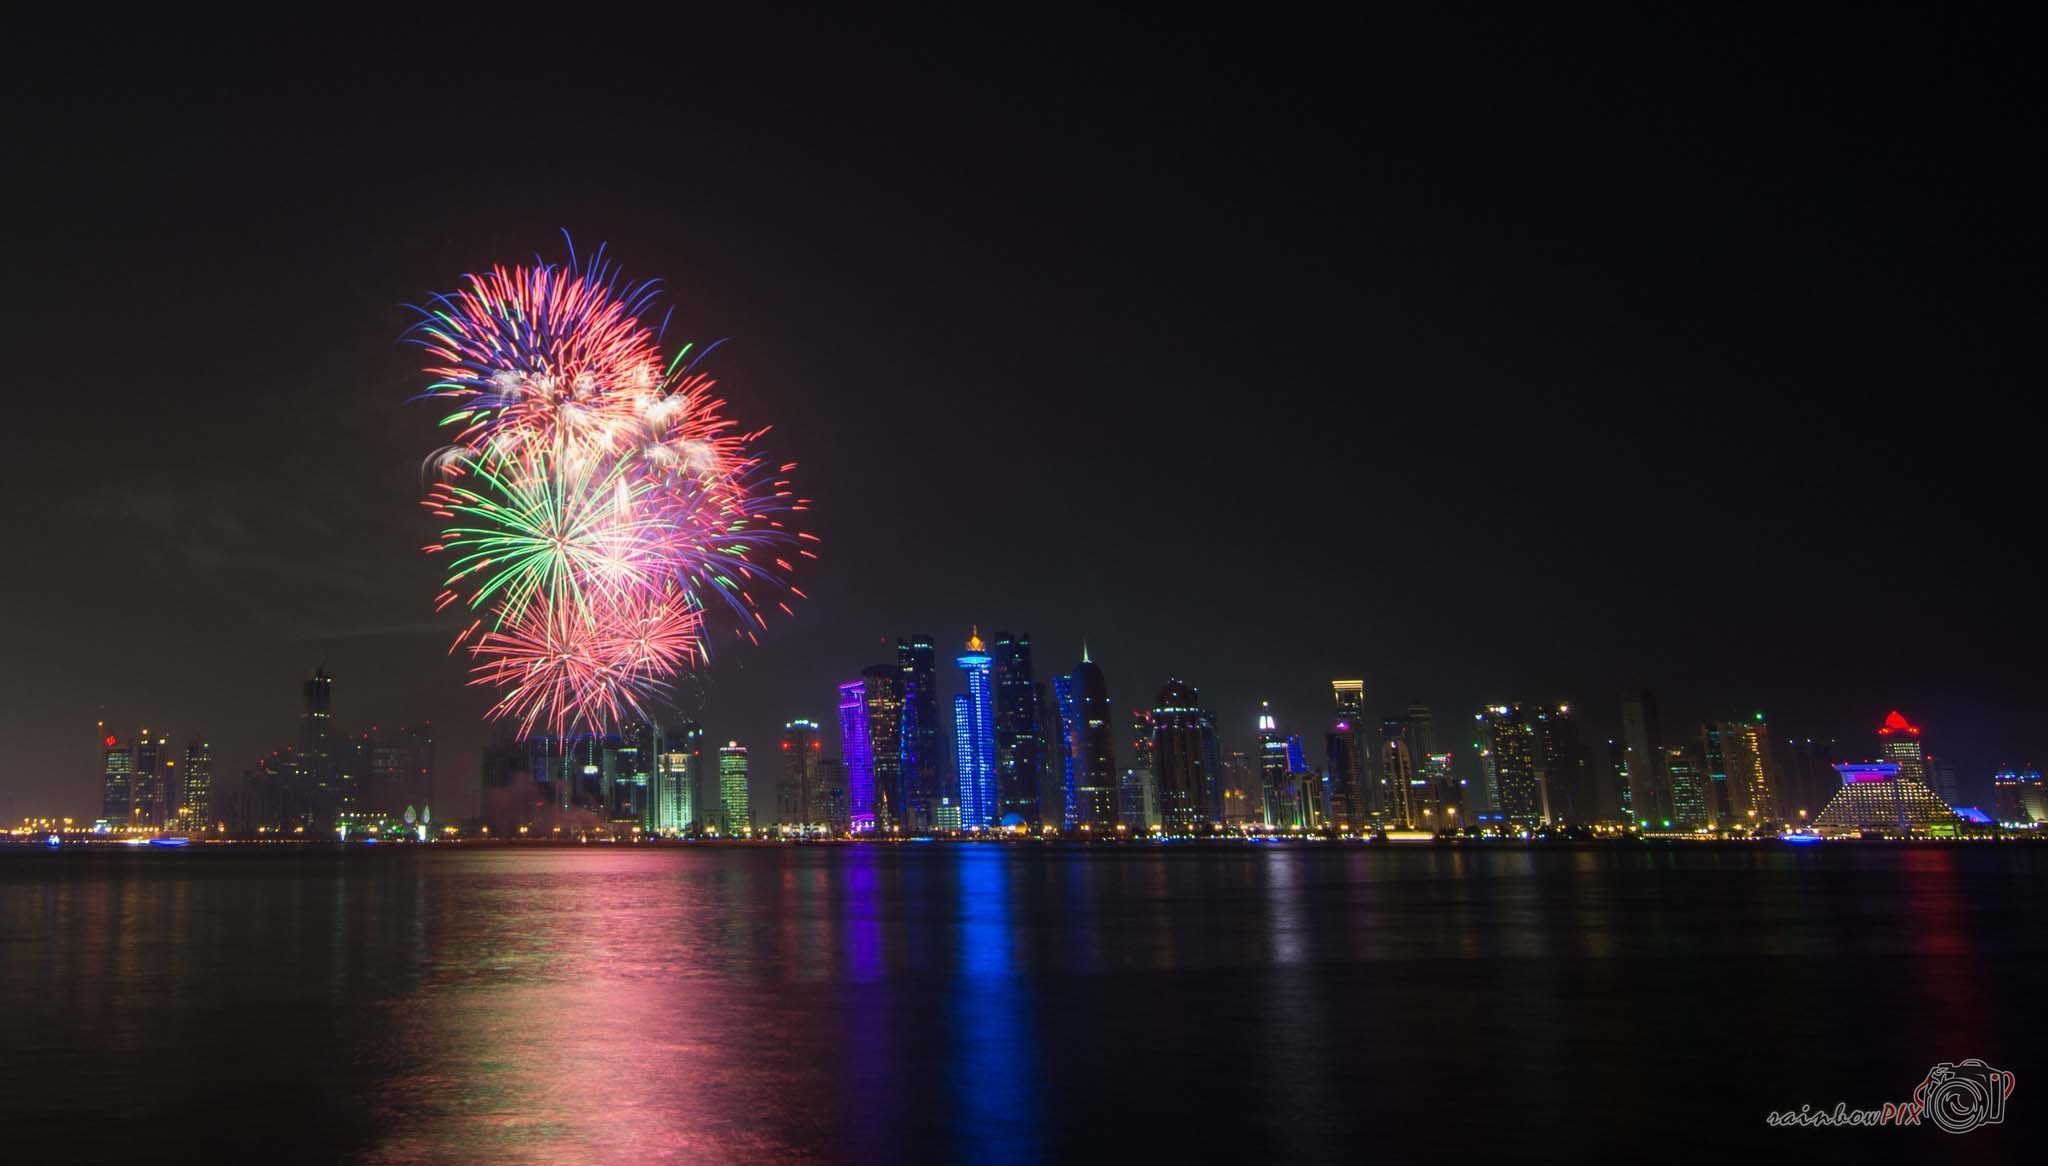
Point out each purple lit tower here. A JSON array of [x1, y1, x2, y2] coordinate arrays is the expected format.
[[839, 680, 876, 832]]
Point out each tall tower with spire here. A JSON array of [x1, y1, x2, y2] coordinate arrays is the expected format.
[[953, 628, 997, 829]]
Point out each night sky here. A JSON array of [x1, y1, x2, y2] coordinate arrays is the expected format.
[[3, 10, 2038, 822]]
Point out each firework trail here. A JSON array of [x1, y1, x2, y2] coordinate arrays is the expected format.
[[407, 239, 812, 737]]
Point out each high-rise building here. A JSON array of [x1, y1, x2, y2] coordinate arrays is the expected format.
[[897, 636, 942, 832], [363, 724, 434, 819], [839, 680, 877, 831], [1054, 649, 1119, 830], [1991, 768, 2045, 826], [299, 666, 341, 815], [1665, 743, 1713, 829], [1258, 704, 1295, 830], [1701, 716, 1778, 826], [953, 629, 998, 829], [1220, 750, 1259, 827], [1619, 691, 1673, 827], [1124, 708, 1157, 831], [862, 665, 906, 830], [1324, 718, 1366, 832], [1877, 710, 1927, 787], [132, 731, 169, 831], [1530, 704, 1593, 824], [991, 631, 1042, 827], [816, 757, 850, 834], [717, 742, 750, 836], [99, 735, 132, 827], [651, 722, 703, 833], [179, 739, 213, 830], [1153, 681, 1218, 835], [1420, 752, 1459, 832], [1477, 705, 1542, 827], [782, 719, 824, 831], [1377, 718, 1415, 829], [1924, 755, 1961, 810]]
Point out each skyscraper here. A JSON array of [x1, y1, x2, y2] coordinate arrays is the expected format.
[[1877, 710, 1927, 787], [1324, 718, 1365, 832], [366, 724, 434, 819], [1153, 680, 1218, 836], [1477, 705, 1541, 827], [953, 629, 997, 829], [991, 631, 1042, 827], [782, 718, 824, 831], [1124, 708, 1157, 831], [1258, 704, 1295, 830], [1056, 649, 1120, 831], [1665, 743, 1713, 829], [816, 757, 850, 834], [132, 730, 168, 831], [180, 739, 213, 830], [839, 680, 877, 831], [300, 666, 340, 814], [1530, 704, 1592, 824], [897, 636, 941, 832], [717, 742, 750, 836], [862, 665, 906, 830], [1991, 768, 2045, 826], [1776, 736, 1837, 822], [1619, 690, 1673, 827], [99, 735, 132, 827], [1701, 716, 1779, 826], [1420, 752, 1459, 832], [1376, 718, 1415, 829], [651, 722, 702, 833]]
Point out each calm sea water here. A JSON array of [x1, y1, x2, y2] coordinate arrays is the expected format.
[[0, 843, 2040, 1163]]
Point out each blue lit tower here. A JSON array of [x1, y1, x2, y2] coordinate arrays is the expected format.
[[1053, 645, 1119, 831], [991, 630, 1042, 827], [1052, 672, 1080, 828], [897, 636, 941, 831], [954, 628, 998, 829], [839, 681, 876, 831]]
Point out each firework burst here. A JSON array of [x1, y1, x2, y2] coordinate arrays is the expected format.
[[407, 239, 812, 738]]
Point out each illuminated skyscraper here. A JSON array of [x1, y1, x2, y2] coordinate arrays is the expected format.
[[180, 739, 213, 829], [1876, 710, 1927, 786], [132, 731, 168, 831], [1377, 718, 1415, 829], [1619, 690, 1672, 827], [1701, 716, 1778, 825], [99, 735, 132, 827], [717, 742, 750, 836], [1420, 752, 1459, 832], [1153, 681, 1218, 835], [782, 718, 824, 830], [954, 629, 997, 829], [1477, 705, 1542, 827], [991, 631, 1042, 827], [1665, 743, 1712, 829], [1324, 718, 1365, 831], [1053, 649, 1119, 830], [897, 636, 942, 832], [840, 681, 877, 831], [1258, 704, 1295, 829], [862, 665, 906, 830], [651, 721, 702, 833], [299, 666, 340, 813]]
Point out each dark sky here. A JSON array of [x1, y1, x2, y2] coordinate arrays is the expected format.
[[2, 9, 2039, 822]]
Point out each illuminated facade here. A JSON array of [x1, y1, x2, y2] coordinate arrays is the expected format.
[[840, 681, 876, 831], [782, 718, 824, 830], [1664, 744, 1712, 830], [1377, 718, 1415, 829], [1420, 752, 1459, 831], [1477, 705, 1541, 827], [897, 636, 942, 832], [1258, 705, 1296, 829], [1812, 761, 1959, 837], [179, 739, 213, 829], [862, 665, 906, 830], [100, 737, 132, 827], [1877, 710, 1927, 786], [1123, 708, 1157, 830], [991, 631, 1043, 827], [651, 721, 702, 833], [717, 742, 750, 836], [1053, 650, 1119, 831], [1991, 769, 2045, 826], [132, 731, 168, 831], [1701, 717, 1778, 826], [953, 629, 997, 829], [1324, 718, 1365, 831]]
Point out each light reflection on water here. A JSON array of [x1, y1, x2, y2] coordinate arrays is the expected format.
[[1, 844, 2042, 1163]]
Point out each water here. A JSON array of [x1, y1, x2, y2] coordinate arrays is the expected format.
[[1, 843, 2040, 1163]]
